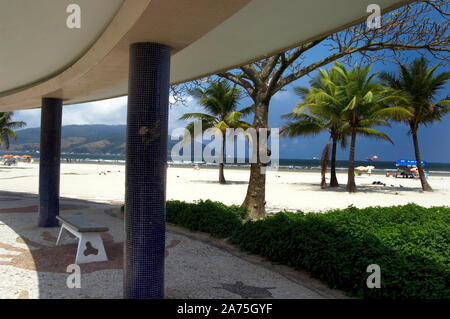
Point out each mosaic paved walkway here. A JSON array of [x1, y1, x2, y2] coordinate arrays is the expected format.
[[0, 191, 346, 299]]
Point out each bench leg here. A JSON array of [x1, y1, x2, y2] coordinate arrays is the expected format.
[[56, 224, 79, 246], [56, 225, 66, 245], [75, 233, 108, 264]]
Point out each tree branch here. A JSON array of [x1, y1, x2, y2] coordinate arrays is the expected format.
[[240, 65, 264, 88], [275, 40, 450, 92], [423, 0, 450, 16], [261, 54, 281, 82], [267, 37, 327, 96], [217, 71, 255, 97]]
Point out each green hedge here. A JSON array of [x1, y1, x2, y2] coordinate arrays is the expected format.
[[166, 201, 449, 299], [230, 204, 449, 299], [166, 200, 247, 238]]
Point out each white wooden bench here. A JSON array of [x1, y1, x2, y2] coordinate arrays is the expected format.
[[56, 215, 109, 264]]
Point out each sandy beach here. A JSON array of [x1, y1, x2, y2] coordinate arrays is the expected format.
[[0, 162, 448, 299], [1, 162, 449, 212]]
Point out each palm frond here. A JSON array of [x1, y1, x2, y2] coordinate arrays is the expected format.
[[356, 128, 393, 144], [215, 120, 229, 131], [372, 107, 413, 121], [382, 57, 449, 128], [280, 119, 325, 138], [178, 112, 216, 122], [237, 105, 255, 116], [293, 86, 310, 99], [0, 112, 26, 150]]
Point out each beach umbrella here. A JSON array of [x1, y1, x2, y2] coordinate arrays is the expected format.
[[3, 154, 13, 158], [21, 155, 31, 158], [395, 159, 426, 167]]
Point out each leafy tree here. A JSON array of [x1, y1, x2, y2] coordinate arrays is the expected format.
[[0, 112, 26, 150], [332, 63, 412, 192], [281, 67, 348, 188], [177, 1, 448, 219], [180, 81, 251, 184], [380, 57, 450, 191]]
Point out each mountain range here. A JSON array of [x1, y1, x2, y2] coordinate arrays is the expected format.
[[8, 125, 181, 155]]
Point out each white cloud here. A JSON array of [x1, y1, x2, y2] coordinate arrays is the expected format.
[[168, 96, 203, 133], [12, 95, 204, 133], [62, 96, 128, 126], [12, 108, 41, 128]]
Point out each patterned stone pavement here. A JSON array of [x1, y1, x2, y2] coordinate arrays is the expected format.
[[0, 191, 347, 299]]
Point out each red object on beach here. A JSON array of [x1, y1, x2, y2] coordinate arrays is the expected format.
[[21, 155, 31, 158], [3, 154, 13, 158]]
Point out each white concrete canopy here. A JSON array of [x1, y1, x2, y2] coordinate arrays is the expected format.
[[0, 0, 407, 111], [0, 0, 124, 94]]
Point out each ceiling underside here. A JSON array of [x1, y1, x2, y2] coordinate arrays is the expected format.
[[0, 0, 407, 111], [0, 0, 125, 94]]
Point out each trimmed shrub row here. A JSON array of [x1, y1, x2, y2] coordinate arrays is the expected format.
[[166, 200, 247, 238], [165, 201, 449, 299]]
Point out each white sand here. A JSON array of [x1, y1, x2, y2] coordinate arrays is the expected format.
[[1, 162, 449, 212]]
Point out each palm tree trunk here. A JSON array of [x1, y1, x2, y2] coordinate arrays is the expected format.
[[412, 130, 432, 192], [330, 135, 339, 187], [219, 130, 226, 184], [320, 138, 331, 189], [346, 127, 357, 193]]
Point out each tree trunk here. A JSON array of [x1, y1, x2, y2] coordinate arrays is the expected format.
[[330, 135, 339, 187], [346, 127, 357, 193], [219, 130, 226, 184], [412, 130, 432, 192], [320, 140, 331, 189], [242, 162, 267, 220], [242, 101, 268, 220]]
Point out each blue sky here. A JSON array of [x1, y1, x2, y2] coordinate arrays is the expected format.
[[13, 45, 450, 163]]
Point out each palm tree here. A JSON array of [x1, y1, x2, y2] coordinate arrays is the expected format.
[[180, 80, 251, 184], [0, 112, 26, 150], [281, 67, 348, 188], [380, 57, 450, 192], [332, 62, 412, 192]]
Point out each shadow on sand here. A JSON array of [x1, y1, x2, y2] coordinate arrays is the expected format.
[[190, 180, 249, 185], [286, 182, 424, 194]]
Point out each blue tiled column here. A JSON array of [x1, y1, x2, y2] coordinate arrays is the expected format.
[[124, 43, 171, 299], [38, 98, 63, 227]]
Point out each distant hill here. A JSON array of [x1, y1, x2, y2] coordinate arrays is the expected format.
[[9, 125, 181, 155]]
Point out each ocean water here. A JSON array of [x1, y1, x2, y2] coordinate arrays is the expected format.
[[4, 152, 446, 174], [3, 151, 450, 174]]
